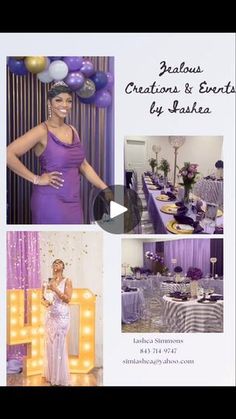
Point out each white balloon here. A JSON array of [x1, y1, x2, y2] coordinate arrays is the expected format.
[[37, 69, 54, 83], [45, 57, 51, 69], [48, 60, 68, 81]]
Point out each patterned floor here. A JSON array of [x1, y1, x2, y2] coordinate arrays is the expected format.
[[122, 293, 168, 333]]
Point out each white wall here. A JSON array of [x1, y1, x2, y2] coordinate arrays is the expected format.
[[125, 136, 223, 182], [39, 231, 103, 367], [122, 239, 144, 274]]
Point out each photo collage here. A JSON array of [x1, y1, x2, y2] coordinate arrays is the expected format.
[[0, 33, 235, 387]]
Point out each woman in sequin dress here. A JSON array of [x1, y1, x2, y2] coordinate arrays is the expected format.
[[7, 82, 108, 224], [42, 259, 72, 386]]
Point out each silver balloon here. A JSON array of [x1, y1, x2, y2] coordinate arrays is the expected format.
[[76, 79, 96, 98]]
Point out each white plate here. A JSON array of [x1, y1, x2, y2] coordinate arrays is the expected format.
[[178, 224, 194, 232]]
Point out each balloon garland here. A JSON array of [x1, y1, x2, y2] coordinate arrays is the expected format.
[[7, 56, 113, 108]]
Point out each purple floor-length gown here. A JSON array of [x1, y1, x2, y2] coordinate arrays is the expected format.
[[44, 279, 71, 386], [31, 125, 85, 224]]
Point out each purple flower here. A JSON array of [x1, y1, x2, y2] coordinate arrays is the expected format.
[[187, 267, 203, 280], [215, 160, 223, 169], [174, 266, 183, 273], [178, 162, 199, 188]]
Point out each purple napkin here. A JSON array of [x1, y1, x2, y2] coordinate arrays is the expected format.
[[177, 205, 188, 215], [166, 191, 176, 201], [174, 215, 204, 234], [214, 227, 223, 234], [174, 215, 194, 225]]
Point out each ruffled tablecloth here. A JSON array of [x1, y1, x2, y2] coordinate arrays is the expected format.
[[194, 179, 223, 207]]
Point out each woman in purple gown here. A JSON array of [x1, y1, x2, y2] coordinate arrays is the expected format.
[[41, 259, 72, 386], [7, 82, 108, 224]]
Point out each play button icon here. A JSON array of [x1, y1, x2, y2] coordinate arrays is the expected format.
[[110, 201, 128, 219], [91, 184, 143, 234]]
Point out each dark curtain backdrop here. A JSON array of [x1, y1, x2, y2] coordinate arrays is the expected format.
[[210, 238, 223, 275], [7, 57, 114, 224]]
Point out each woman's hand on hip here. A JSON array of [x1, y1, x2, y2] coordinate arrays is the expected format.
[[38, 172, 64, 189]]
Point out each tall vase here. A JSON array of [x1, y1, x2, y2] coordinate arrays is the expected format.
[[175, 273, 182, 283], [190, 280, 198, 299], [184, 186, 191, 205]]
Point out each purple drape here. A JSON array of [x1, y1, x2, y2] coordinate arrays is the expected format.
[[164, 239, 211, 276], [7, 231, 41, 362], [143, 242, 156, 269], [210, 239, 223, 275]]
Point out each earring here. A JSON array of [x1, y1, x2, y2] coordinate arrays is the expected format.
[[48, 104, 52, 118]]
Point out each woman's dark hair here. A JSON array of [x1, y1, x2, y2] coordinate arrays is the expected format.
[[52, 259, 65, 269], [47, 84, 72, 100]]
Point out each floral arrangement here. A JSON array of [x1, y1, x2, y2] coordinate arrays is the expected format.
[[178, 162, 199, 188], [148, 158, 157, 172], [174, 266, 183, 273], [187, 267, 203, 280], [158, 158, 170, 177], [145, 251, 168, 275], [145, 251, 164, 264], [215, 160, 223, 169]]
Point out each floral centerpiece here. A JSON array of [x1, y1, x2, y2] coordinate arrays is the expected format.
[[145, 251, 168, 275], [158, 158, 170, 178], [148, 158, 157, 173], [187, 267, 203, 298], [187, 267, 203, 280], [178, 162, 199, 204], [174, 266, 183, 273], [174, 266, 183, 282], [215, 160, 223, 179]]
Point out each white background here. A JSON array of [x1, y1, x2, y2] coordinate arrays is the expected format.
[[0, 33, 235, 386]]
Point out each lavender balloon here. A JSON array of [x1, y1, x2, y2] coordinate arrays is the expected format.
[[106, 71, 114, 89], [76, 79, 96, 98], [80, 60, 95, 77], [64, 71, 85, 91], [63, 56, 83, 71]]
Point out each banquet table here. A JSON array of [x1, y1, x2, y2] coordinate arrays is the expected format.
[[199, 278, 224, 295], [163, 295, 223, 333], [122, 289, 145, 324], [122, 277, 156, 293], [142, 176, 223, 234], [160, 281, 190, 295]]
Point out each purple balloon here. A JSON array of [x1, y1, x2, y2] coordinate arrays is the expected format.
[[64, 71, 85, 91], [94, 90, 112, 108], [91, 71, 108, 90], [80, 60, 95, 77], [79, 95, 96, 105], [48, 56, 62, 61], [106, 72, 114, 89], [63, 56, 83, 71], [8, 58, 28, 76]]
